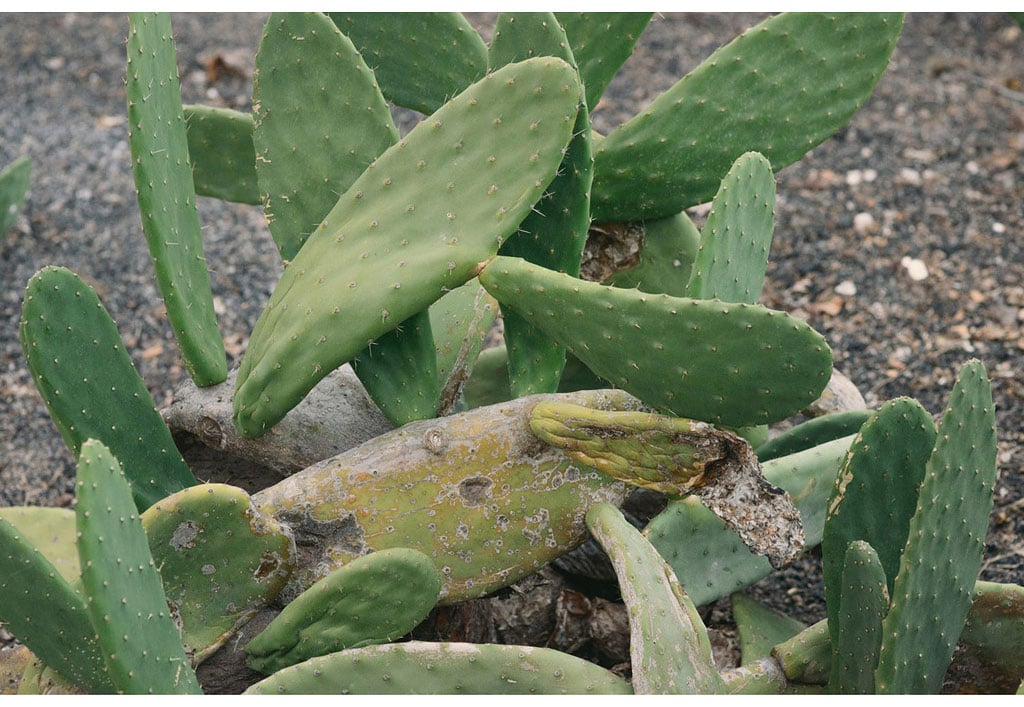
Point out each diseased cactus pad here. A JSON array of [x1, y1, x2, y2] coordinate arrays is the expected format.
[[252, 390, 641, 604], [141, 483, 296, 663]]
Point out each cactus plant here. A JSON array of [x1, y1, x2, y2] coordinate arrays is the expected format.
[[126, 12, 226, 387], [0, 154, 30, 235], [183, 105, 258, 205], [19, 266, 198, 511], [244, 548, 441, 674]]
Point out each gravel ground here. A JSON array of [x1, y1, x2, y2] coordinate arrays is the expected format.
[[1, 10, 1022, 668]]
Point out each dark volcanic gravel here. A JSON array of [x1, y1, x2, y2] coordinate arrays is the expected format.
[[1, 11, 1022, 667]]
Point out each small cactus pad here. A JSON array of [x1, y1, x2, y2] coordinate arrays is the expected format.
[[429, 278, 498, 415], [821, 398, 935, 649], [140, 483, 295, 663], [0, 514, 111, 693], [608, 211, 702, 296], [0, 506, 78, 582], [19, 266, 197, 511], [731, 592, 807, 665], [875, 360, 998, 694], [488, 12, 575, 70], [126, 13, 226, 387], [591, 13, 904, 221], [328, 13, 488, 114], [183, 104, 259, 205], [645, 434, 855, 606], [0, 154, 31, 234], [245, 548, 441, 674], [75, 439, 201, 694], [530, 401, 804, 567], [253, 12, 399, 262], [830, 540, 887, 694], [234, 58, 582, 437], [771, 619, 831, 685], [958, 581, 1024, 693], [684, 152, 775, 304], [244, 640, 633, 694], [586, 503, 724, 694], [755, 409, 873, 461], [252, 389, 640, 604], [556, 13, 652, 110], [479, 255, 833, 427]]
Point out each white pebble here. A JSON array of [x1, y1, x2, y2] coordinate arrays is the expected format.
[[835, 280, 857, 297], [853, 212, 876, 234], [993, 222, 1006, 234], [901, 256, 929, 281]]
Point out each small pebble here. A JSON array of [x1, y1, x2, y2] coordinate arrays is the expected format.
[[835, 280, 857, 297], [853, 212, 876, 234], [901, 256, 929, 281]]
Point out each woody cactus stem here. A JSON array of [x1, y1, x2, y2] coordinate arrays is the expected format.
[[126, 13, 226, 386]]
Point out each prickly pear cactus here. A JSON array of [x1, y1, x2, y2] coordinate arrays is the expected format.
[[755, 409, 873, 461], [479, 255, 833, 428], [428, 279, 497, 414], [253, 12, 399, 262], [0, 514, 111, 693], [140, 483, 295, 663], [252, 389, 639, 604], [591, 13, 904, 221], [234, 57, 583, 437], [607, 211, 702, 296], [556, 12, 653, 110], [586, 502, 724, 694], [0, 154, 31, 234], [75, 439, 201, 694], [875, 360, 998, 694], [328, 13, 488, 115], [731, 592, 807, 665], [126, 12, 226, 387], [183, 105, 258, 205], [684, 151, 775, 304], [245, 548, 441, 674], [820, 398, 936, 650], [19, 266, 197, 511], [0, 506, 78, 582], [830, 540, 887, 694], [244, 640, 633, 694]]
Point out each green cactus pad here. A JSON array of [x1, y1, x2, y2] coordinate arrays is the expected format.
[[959, 581, 1024, 693], [719, 659, 787, 695], [328, 13, 488, 115], [245, 548, 441, 674], [586, 503, 724, 694], [556, 13, 652, 111], [254, 12, 399, 262], [479, 255, 833, 427], [875, 360, 998, 694], [19, 266, 198, 511], [731, 592, 807, 665], [684, 151, 775, 304], [183, 105, 259, 205], [608, 211, 702, 296], [0, 154, 31, 235], [755, 409, 874, 462], [75, 439, 201, 694], [245, 640, 633, 694], [461, 345, 513, 409], [591, 13, 904, 221], [772, 619, 831, 685], [645, 434, 855, 606], [253, 389, 638, 604], [0, 514, 111, 693], [126, 13, 226, 387], [140, 483, 295, 664], [830, 540, 887, 694], [234, 57, 582, 437], [351, 310, 441, 426], [489, 13, 594, 398], [0, 507, 78, 582], [429, 279, 498, 414], [821, 398, 935, 650]]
